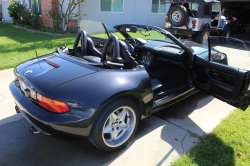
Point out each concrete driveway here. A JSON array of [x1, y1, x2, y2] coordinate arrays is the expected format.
[[0, 68, 235, 166]]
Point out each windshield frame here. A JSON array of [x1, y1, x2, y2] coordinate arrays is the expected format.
[[113, 24, 193, 55]]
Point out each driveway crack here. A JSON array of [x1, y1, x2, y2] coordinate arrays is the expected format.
[[164, 118, 193, 133], [181, 131, 189, 154]]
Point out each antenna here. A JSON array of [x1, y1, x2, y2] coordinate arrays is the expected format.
[[32, 32, 39, 60]]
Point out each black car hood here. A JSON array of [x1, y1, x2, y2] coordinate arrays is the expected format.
[[15, 53, 98, 94]]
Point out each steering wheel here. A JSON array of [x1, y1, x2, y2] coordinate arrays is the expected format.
[[125, 37, 136, 55], [101, 35, 120, 63]]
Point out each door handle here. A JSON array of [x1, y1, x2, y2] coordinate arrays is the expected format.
[[100, 44, 104, 47]]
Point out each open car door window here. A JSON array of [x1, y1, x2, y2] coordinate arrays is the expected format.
[[80, 20, 109, 52], [192, 37, 250, 110]]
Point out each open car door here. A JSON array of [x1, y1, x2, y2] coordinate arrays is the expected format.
[[192, 37, 250, 110]]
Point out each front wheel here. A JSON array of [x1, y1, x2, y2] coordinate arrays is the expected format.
[[89, 99, 139, 151]]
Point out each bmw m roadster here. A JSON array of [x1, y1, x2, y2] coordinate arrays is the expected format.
[[10, 20, 250, 151]]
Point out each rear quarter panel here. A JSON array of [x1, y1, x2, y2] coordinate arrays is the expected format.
[[46, 67, 153, 123]]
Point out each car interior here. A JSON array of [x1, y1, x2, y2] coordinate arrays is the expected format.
[[66, 29, 189, 99]]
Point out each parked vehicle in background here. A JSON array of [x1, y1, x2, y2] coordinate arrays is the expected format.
[[165, 0, 231, 44]]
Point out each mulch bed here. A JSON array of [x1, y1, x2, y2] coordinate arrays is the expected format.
[[14, 25, 77, 36]]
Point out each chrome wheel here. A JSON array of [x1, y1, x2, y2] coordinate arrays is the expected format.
[[203, 32, 209, 43], [172, 10, 182, 23], [102, 106, 136, 148]]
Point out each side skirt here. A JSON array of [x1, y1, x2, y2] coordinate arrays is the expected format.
[[147, 87, 199, 115]]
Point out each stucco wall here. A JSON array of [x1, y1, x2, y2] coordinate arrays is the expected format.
[[79, 0, 170, 29]]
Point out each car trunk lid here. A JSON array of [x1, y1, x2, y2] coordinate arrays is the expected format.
[[15, 53, 99, 94]]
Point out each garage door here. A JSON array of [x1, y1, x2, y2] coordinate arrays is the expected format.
[[3, 1, 11, 21]]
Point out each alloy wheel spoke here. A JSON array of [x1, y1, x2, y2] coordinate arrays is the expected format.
[[119, 124, 127, 131], [103, 125, 113, 134], [119, 108, 127, 122], [112, 129, 120, 140], [111, 112, 119, 122]]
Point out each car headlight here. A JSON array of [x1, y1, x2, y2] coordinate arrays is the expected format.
[[212, 53, 226, 60]]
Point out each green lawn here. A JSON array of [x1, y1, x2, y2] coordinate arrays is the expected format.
[[172, 107, 250, 166], [0, 23, 76, 70], [0, 23, 174, 70]]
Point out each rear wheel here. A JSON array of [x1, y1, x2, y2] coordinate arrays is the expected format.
[[168, 5, 189, 27], [89, 99, 139, 151], [194, 28, 210, 44]]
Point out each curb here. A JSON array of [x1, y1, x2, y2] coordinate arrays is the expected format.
[[13, 25, 77, 37]]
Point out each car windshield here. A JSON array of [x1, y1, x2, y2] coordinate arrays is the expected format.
[[117, 26, 175, 44], [80, 20, 176, 44]]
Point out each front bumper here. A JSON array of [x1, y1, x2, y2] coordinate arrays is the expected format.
[[10, 81, 94, 139]]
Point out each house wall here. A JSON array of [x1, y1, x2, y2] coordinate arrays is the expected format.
[[40, 0, 59, 28], [79, 0, 170, 29]]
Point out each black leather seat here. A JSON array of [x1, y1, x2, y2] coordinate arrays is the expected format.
[[73, 30, 101, 63], [119, 41, 138, 68], [150, 78, 164, 93]]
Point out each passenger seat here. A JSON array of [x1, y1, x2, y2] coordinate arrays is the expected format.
[[73, 30, 102, 63]]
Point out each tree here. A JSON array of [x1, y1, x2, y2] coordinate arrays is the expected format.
[[58, 0, 84, 31]]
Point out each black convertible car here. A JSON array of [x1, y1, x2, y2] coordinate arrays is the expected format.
[[10, 20, 250, 151]]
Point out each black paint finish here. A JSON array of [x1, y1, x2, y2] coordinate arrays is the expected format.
[[9, 23, 250, 140]]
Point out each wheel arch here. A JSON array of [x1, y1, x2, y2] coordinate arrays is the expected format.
[[200, 22, 210, 31], [96, 92, 150, 118]]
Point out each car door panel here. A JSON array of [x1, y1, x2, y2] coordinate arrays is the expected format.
[[193, 55, 249, 107]]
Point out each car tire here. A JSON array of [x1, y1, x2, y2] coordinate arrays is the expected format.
[[220, 26, 230, 39], [194, 28, 210, 44], [89, 98, 139, 151], [168, 5, 189, 27]]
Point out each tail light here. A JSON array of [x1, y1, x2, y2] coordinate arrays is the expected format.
[[213, 53, 226, 60], [37, 93, 70, 113], [165, 16, 169, 22], [192, 19, 196, 25]]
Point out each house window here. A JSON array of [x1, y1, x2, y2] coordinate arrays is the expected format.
[[100, 0, 123, 12], [151, 0, 167, 13], [29, 0, 41, 15]]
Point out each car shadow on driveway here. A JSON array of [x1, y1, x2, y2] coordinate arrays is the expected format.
[[0, 92, 234, 166]]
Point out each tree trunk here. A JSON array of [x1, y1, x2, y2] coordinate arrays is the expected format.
[[62, 17, 69, 31], [62, 18, 65, 31]]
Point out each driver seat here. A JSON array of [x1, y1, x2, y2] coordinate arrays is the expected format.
[[73, 30, 102, 63]]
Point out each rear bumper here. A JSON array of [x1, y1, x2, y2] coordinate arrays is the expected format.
[[10, 81, 94, 140], [167, 28, 197, 36]]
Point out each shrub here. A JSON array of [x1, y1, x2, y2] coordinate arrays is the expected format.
[[7, 0, 25, 24], [45, 8, 61, 30], [17, 8, 43, 29]]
